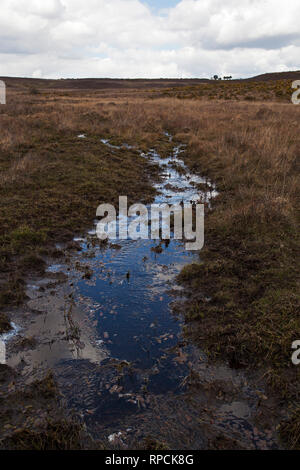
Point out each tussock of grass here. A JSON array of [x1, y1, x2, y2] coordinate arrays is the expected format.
[[1, 420, 85, 450]]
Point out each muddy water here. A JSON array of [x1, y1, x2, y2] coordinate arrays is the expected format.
[[6, 135, 279, 449]]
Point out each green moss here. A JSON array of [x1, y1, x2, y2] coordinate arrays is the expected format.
[[10, 226, 47, 252]]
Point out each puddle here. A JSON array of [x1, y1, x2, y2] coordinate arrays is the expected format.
[[45, 263, 67, 273], [66, 139, 215, 375], [5, 135, 279, 449], [0, 322, 21, 343], [100, 139, 135, 151]]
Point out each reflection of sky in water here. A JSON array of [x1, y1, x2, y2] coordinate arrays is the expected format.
[[0, 322, 20, 343], [73, 138, 217, 371], [76, 237, 195, 367], [46, 263, 67, 273]]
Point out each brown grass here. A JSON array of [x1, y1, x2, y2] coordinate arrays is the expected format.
[[0, 81, 299, 447], [0, 152, 42, 186]]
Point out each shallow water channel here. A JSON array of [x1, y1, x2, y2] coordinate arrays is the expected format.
[[73, 138, 217, 375], [5, 135, 278, 449]]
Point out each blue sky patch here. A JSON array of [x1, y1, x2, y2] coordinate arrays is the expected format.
[[142, 0, 180, 13]]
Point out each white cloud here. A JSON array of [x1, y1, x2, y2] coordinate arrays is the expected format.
[[0, 0, 299, 78]]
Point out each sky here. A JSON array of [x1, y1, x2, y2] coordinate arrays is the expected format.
[[142, 0, 179, 12], [0, 0, 299, 79]]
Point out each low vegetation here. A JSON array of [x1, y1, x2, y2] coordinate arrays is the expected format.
[[0, 76, 299, 447], [0, 89, 160, 317], [161, 78, 297, 102]]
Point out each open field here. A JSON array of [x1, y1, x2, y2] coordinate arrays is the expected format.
[[0, 76, 299, 449]]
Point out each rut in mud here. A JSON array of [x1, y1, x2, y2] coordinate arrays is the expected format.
[[3, 135, 279, 449]]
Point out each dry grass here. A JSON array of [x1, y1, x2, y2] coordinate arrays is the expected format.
[[161, 79, 296, 102], [0, 152, 42, 186]]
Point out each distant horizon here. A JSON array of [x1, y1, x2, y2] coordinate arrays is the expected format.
[[1, 70, 300, 81]]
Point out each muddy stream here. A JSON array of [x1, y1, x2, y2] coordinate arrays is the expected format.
[[3, 134, 278, 449]]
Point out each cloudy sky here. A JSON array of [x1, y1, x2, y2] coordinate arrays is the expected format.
[[0, 0, 299, 79]]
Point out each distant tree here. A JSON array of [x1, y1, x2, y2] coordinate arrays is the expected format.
[[223, 76, 232, 80], [213, 75, 219, 80]]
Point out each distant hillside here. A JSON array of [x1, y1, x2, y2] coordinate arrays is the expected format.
[[247, 71, 300, 81], [1, 71, 299, 91], [0, 77, 210, 90]]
